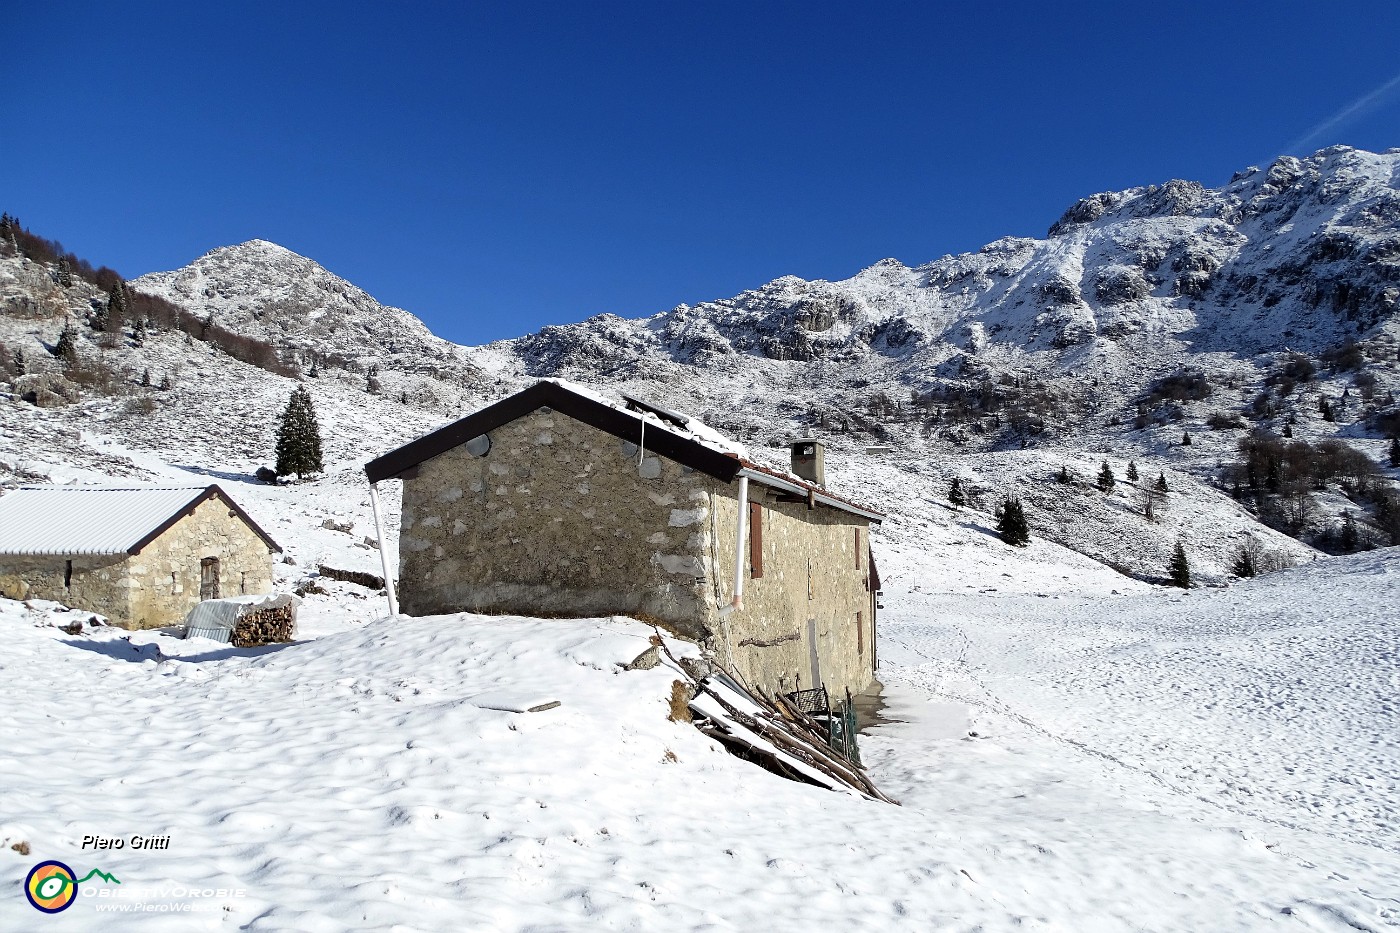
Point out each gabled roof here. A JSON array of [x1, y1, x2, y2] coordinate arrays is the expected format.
[[364, 380, 885, 522], [0, 484, 281, 557]]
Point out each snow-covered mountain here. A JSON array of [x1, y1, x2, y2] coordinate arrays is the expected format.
[[3, 145, 1399, 585], [133, 239, 476, 382]]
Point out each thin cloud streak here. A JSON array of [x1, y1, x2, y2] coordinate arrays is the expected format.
[[1280, 70, 1400, 157]]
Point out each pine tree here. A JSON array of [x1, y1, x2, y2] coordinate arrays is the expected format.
[[159, 374, 172, 391], [948, 476, 966, 508], [366, 364, 381, 394], [106, 281, 128, 333], [1389, 436, 1399, 468], [275, 385, 324, 477], [132, 316, 147, 346], [1168, 542, 1191, 588], [1231, 545, 1255, 578], [1182, 431, 1192, 446], [12, 348, 25, 376], [1097, 461, 1115, 492], [1057, 464, 1072, 484], [1282, 422, 1293, 438], [1339, 511, 1358, 552], [55, 257, 73, 287], [996, 497, 1030, 547], [140, 368, 151, 387], [1126, 461, 1138, 481], [1155, 472, 1169, 492], [53, 323, 78, 366]]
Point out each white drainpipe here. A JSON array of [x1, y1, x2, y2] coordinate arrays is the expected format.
[[368, 481, 399, 617], [729, 474, 749, 612]]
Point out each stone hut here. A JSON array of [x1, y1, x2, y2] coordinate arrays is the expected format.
[[364, 380, 885, 700], [0, 484, 280, 629]]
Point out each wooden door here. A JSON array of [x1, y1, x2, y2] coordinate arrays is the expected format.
[[200, 558, 220, 600]]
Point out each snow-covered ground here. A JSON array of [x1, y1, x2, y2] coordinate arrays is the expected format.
[[2, 501, 1397, 930]]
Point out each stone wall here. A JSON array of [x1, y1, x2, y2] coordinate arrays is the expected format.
[[0, 555, 131, 619], [0, 494, 275, 630], [398, 409, 719, 636], [126, 494, 276, 629], [705, 485, 877, 701], [395, 405, 879, 701]]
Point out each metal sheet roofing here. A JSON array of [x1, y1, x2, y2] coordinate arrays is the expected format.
[[0, 485, 224, 557]]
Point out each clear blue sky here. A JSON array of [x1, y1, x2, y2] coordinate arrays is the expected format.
[[7, 2, 1400, 344]]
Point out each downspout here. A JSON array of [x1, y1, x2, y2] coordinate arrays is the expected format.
[[368, 481, 399, 617], [728, 474, 749, 612]]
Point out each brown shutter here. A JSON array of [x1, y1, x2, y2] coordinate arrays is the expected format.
[[749, 501, 763, 578], [856, 611, 863, 655]]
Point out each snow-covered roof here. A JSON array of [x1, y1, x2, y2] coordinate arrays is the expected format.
[[0, 484, 280, 557], [364, 380, 886, 521]]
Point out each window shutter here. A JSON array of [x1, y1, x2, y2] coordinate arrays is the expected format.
[[749, 501, 763, 578]]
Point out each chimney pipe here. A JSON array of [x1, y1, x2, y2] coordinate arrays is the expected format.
[[789, 438, 825, 487]]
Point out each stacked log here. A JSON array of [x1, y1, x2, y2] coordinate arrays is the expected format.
[[231, 605, 296, 647], [646, 632, 895, 803]]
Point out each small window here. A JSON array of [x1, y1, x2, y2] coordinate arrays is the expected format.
[[171, 572, 178, 596], [64, 560, 73, 589], [856, 611, 863, 655], [240, 572, 248, 596], [854, 528, 861, 569], [749, 501, 763, 579]]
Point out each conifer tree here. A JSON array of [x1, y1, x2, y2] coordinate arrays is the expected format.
[[55, 257, 73, 287], [948, 476, 966, 508], [105, 281, 128, 333], [1126, 461, 1138, 481], [1390, 436, 1399, 468], [1057, 464, 1071, 484], [1339, 511, 1358, 552], [1182, 431, 1192, 446], [159, 374, 172, 390], [1282, 422, 1293, 438], [1097, 461, 1115, 492], [53, 323, 78, 366], [132, 316, 147, 346], [996, 497, 1030, 547], [275, 385, 324, 477], [1155, 472, 1169, 492], [140, 368, 151, 387], [12, 348, 25, 376], [1231, 545, 1255, 578], [1168, 542, 1191, 588]]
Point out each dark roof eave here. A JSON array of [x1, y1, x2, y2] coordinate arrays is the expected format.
[[363, 381, 743, 484]]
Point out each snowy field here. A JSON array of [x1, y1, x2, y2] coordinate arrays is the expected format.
[[2, 503, 1398, 930]]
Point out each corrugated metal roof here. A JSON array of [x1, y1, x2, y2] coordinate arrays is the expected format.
[[0, 486, 215, 557]]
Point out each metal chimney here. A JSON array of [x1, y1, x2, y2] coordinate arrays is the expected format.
[[789, 438, 825, 487]]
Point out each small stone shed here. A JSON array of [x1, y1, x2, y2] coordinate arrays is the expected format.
[[364, 380, 885, 700], [0, 484, 280, 630]]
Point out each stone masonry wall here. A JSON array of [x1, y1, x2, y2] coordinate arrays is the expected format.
[[705, 485, 876, 702], [398, 409, 720, 636], [127, 495, 276, 629], [0, 495, 275, 630], [0, 555, 132, 620]]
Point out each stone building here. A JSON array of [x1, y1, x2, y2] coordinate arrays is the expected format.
[[365, 380, 885, 700], [0, 484, 280, 629]]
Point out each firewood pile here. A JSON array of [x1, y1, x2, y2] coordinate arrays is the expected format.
[[644, 633, 895, 803], [231, 604, 296, 647]]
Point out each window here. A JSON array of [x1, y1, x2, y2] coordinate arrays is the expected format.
[[64, 560, 73, 589], [854, 528, 861, 569], [856, 611, 863, 655], [749, 501, 763, 578]]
